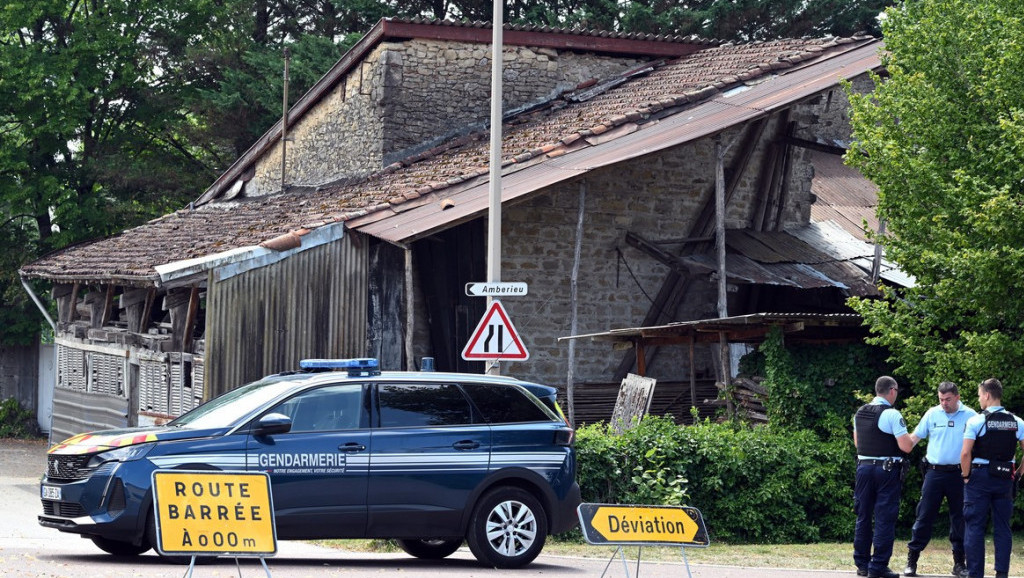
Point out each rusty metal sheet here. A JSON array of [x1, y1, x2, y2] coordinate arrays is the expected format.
[[810, 150, 878, 207], [727, 230, 833, 264], [559, 312, 866, 343], [810, 205, 874, 241]]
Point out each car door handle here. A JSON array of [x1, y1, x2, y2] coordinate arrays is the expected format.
[[452, 440, 480, 450], [339, 443, 366, 452]]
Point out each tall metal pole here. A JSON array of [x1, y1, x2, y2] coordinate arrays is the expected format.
[[281, 47, 290, 191], [486, 1, 503, 375]]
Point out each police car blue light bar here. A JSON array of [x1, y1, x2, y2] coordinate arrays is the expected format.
[[299, 358, 380, 374]]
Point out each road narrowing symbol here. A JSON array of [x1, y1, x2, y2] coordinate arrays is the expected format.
[[577, 503, 710, 547], [461, 300, 529, 361], [151, 470, 277, 556]]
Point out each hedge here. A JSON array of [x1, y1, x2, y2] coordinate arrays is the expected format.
[[575, 415, 856, 543]]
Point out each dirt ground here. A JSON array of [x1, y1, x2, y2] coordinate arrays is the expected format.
[[0, 437, 48, 479]]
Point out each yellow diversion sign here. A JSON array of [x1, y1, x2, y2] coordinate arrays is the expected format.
[[151, 470, 277, 556], [577, 503, 709, 547]]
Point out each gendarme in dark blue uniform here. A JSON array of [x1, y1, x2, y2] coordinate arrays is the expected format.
[[903, 381, 976, 577], [961, 378, 1024, 578], [853, 376, 913, 578]]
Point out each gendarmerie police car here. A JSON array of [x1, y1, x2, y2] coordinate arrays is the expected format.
[[39, 359, 580, 568]]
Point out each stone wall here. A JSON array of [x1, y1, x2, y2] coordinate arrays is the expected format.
[[794, 72, 874, 144], [247, 38, 646, 198], [489, 107, 825, 387]]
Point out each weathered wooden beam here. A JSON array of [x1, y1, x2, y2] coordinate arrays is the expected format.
[[181, 286, 201, 352], [101, 285, 115, 327], [165, 288, 192, 351], [62, 282, 80, 324], [614, 117, 770, 381], [781, 134, 847, 156]]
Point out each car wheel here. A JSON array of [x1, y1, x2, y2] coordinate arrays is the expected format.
[[466, 487, 547, 569], [90, 535, 151, 556], [397, 538, 463, 560], [146, 512, 218, 565]]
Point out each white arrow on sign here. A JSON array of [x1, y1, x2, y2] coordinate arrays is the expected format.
[[465, 282, 528, 297], [461, 300, 529, 361]]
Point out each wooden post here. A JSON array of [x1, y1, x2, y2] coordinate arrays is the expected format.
[[566, 182, 586, 426], [404, 247, 415, 370], [689, 336, 697, 424]]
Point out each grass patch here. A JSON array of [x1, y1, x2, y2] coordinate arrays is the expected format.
[[317, 536, 1024, 574]]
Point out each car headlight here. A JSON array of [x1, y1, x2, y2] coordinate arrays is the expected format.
[[87, 443, 155, 468]]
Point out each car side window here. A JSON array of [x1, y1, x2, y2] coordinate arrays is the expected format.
[[461, 383, 555, 424], [269, 384, 364, 432], [376, 383, 473, 427]]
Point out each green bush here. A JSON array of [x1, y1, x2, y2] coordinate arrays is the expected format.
[[575, 415, 856, 543], [0, 397, 40, 439], [739, 326, 892, 436]]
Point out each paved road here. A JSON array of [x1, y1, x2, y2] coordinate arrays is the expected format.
[[0, 438, 865, 577]]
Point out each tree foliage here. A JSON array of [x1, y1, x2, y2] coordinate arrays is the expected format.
[[397, 0, 889, 40], [846, 0, 1024, 409]]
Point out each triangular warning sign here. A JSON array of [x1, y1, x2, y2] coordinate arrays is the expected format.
[[461, 300, 529, 361]]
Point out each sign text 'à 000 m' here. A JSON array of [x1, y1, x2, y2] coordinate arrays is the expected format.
[[151, 470, 277, 557]]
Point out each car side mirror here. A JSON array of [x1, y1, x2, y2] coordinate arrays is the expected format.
[[254, 413, 292, 436]]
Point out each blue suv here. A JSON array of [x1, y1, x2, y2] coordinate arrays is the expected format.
[[39, 359, 580, 568]]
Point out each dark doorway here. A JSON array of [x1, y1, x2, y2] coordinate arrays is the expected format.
[[413, 220, 486, 373]]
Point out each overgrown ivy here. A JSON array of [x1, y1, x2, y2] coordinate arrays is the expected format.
[[740, 326, 893, 436]]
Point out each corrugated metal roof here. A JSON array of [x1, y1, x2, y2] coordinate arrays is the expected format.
[[559, 312, 866, 344], [786, 221, 915, 288], [809, 149, 879, 241], [674, 224, 890, 296]]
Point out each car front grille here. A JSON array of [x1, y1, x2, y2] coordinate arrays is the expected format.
[[42, 500, 87, 518], [46, 454, 92, 482]]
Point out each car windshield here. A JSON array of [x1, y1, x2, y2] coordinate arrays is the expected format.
[[169, 376, 306, 429]]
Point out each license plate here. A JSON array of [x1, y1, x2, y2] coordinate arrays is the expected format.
[[41, 485, 61, 500]]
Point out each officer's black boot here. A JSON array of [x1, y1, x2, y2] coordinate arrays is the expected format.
[[904, 549, 920, 577], [951, 552, 967, 578]]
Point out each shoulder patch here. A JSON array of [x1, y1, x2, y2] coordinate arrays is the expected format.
[[900, 417, 907, 428]]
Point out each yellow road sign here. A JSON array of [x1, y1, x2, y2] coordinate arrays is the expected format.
[[577, 503, 709, 547], [152, 470, 277, 556]]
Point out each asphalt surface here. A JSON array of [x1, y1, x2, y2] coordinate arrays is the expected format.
[[0, 437, 871, 577]]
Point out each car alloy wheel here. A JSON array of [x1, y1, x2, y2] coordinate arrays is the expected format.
[[466, 487, 547, 568]]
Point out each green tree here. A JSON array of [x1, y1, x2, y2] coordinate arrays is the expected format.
[[0, 0, 372, 344], [846, 0, 1024, 408], [397, 0, 890, 40]]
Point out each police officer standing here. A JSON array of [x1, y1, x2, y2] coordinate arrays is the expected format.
[[961, 378, 1024, 578], [903, 381, 976, 578], [854, 376, 915, 578]]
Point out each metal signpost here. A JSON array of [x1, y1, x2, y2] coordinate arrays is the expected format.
[[152, 470, 277, 577], [577, 503, 710, 578]]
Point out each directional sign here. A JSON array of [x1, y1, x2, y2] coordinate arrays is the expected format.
[[577, 503, 709, 547], [152, 470, 277, 557], [461, 300, 529, 361], [465, 282, 528, 297]]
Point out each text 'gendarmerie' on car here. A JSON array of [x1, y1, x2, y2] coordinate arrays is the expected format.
[[39, 358, 581, 568]]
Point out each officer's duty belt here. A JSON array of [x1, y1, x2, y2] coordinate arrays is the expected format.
[[858, 458, 903, 466], [925, 463, 961, 472]]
